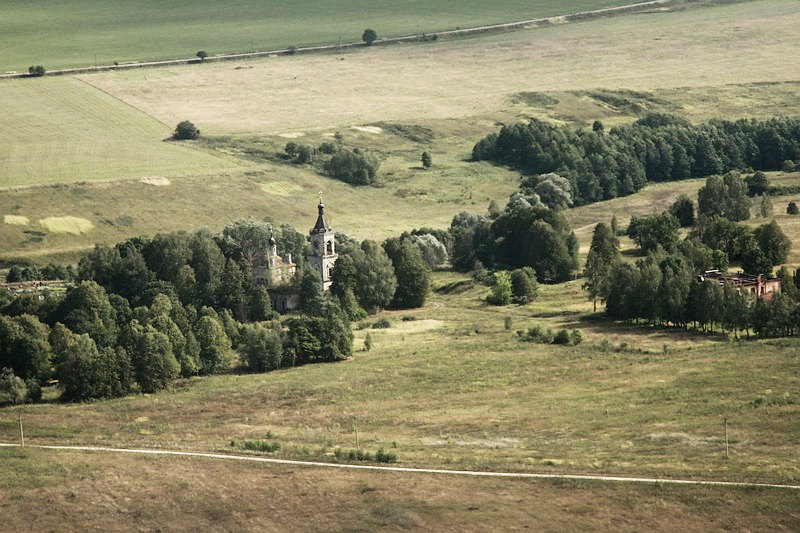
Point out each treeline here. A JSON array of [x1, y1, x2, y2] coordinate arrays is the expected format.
[[605, 251, 800, 338], [472, 114, 800, 206], [5, 263, 76, 283]]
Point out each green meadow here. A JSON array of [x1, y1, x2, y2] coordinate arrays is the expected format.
[[0, 0, 639, 72]]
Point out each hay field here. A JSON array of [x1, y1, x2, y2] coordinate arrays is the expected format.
[[0, 77, 233, 187], [82, 0, 800, 134], [0, 0, 640, 73]]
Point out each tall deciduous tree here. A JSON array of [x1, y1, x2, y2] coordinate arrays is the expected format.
[[584, 222, 620, 311]]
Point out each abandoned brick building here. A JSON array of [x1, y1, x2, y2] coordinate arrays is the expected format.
[[701, 270, 781, 300]]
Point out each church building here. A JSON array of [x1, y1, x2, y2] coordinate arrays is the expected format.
[[256, 200, 338, 312]]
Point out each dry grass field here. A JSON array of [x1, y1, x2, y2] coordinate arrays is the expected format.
[[81, 0, 800, 134], [1, 448, 796, 531]]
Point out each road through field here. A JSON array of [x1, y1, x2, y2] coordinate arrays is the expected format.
[[1, 442, 798, 491]]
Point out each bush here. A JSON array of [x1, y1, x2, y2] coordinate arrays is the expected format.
[[788, 202, 799, 215], [421, 151, 432, 169], [781, 160, 796, 172], [318, 141, 338, 154], [487, 271, 512, 306], [371, 318, 391, 329], [510, 267, 539, 304], [504, 316, 513, 330], [553, 329, 571, 345], [570, 329, 585, 345], [375, 447, 397, 463], [401, 315, 417, 322], [362, 29, 378, 45], [239, 323, 282, 372], [28, 65, 46, 77], [241, 439, 280, 452], [0, 367, 28, 405], [173, 120, 199, 140], [196, 51, 208, 62]]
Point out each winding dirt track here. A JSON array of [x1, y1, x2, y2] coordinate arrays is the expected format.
[[2, 442, 798, 490]]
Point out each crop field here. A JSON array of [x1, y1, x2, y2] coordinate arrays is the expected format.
[[0, 77, 233, 187], [1, 273, 798, 529], [0, 0, 642, 73]]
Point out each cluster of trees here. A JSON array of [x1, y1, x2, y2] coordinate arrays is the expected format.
[[331, 236, 432, 317], [446, 203, 578, 282], [472, 114, 800, 206], [604, 253, 800, 338], [28, 65, 46, 77], [487, 268, 539, 305], [5, 263, 76, 283], [283, 141, 380, 185]]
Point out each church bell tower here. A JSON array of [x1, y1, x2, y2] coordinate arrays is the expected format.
[[308, 201, 337, 291]]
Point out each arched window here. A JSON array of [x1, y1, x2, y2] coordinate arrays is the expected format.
[[326, 240, 333, 254]]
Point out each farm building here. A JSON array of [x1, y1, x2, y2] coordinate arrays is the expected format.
[[701, 270, 781, 300]]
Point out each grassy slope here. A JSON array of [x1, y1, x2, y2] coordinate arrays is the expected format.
[[0, 274, 798, 529], [1, 449, 796, 531], [0, 0, 639, 72], [0, 77, 233, 187]]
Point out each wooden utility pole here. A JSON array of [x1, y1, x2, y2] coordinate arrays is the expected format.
[[724, 417, 729, 460], [19, 412, 24, 447], [354, 415, 360, 451]]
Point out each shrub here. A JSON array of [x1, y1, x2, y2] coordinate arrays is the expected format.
[[421, 151, 432, 169], [318, 141, 338, 154], [570, 329, 585, 345], [241, 439, 280, 452], [0, 367, 28, 405], [788, 202, 799, 215], [553, 329, 571, 345], [364, 332, 373, 351], [781, 160, 796, 172], [375, 448, 397, 463], [372, 318, 391, 329], [173, 120, 199, 140], [401, 315, 417, 321], [362, 29, 378, 45], [196, 51, 208, 62], [504, 316, 513, 330], [487, 271, 512, 306], [28, 65, 46, 77], [510, 267, 539, 304]]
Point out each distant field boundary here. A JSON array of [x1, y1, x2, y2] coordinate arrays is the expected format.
[[2, 442, 798, 490], [0, 0, 683, 80]]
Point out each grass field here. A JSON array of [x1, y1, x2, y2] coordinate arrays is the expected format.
[[1, 273, 798, 528], [2, 449, 796, 531], [0, 77, 233, 187], [0, 0, 642, 73]]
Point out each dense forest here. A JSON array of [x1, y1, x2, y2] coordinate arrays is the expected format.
[[472, 114, 800, 206]]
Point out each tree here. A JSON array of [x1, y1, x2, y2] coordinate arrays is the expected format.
[[669, 194, 695, 227], [487, 271, 512, 306], [753, 194, 774, 218], [510, 267, 539, 304], [421, 151, 432, 169], [411, 233, 448, 269], [697, 172, 751, 221], [531, 173, 573, 210], [627, 213, 679, 253], [364, 332, 373, 351], [584, 222, 620, 311], [196, 51, 208, 62], [0, 314, 53, 382], [333, 241, 397, 313], [127, 323, 179, 393], [55, 281, 119, 348], [239, 323, 283, 372], [362, 29, 378, 45], [592, 120, 604, 133], [754, 220, 790, 266], [283, 302, 352, 365], [383, 238, 431, 309], [173, 120, 200, 140], [193, 315, 233, 374], [28, 65, 46, 77], [300, 264, 325, 315], [745, 171, 770, 196], [788, 202, 799, 215], [59, 334, 131, 401], [0, 368, 29, 405]]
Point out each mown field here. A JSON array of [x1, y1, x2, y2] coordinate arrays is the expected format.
[[1, 273, 798, 529], [0, 0, 641, 73]]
